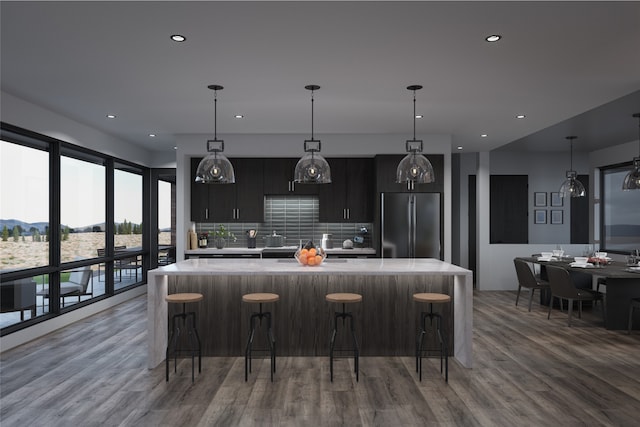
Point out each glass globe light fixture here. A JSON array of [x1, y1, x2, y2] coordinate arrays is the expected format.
[[622, 113, 640, 190], [294, 85, 331, 184], [559, 136, 585, 198], [195, 85, 235, 184], [396, 85, 434, 188]]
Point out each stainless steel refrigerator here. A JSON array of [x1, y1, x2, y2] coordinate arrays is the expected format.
[[380, 192, 441, 259]]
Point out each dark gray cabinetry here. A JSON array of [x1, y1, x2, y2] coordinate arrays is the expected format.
[[190, 158, 264, 222], [318, 158, 374, 222], [263, 158, 319, 195]]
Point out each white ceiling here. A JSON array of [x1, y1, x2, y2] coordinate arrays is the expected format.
[[1, 1, 639, 154]]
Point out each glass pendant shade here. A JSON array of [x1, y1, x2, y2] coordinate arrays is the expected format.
[[559, 136, 584, 198], [396, 150, 435, 184], [194, 85, 235, 184], [195, 146, 235, 184], [559, 170, 586, 198], [622, 157, 640, 190], [396, 85, 435, 185], [294, 85, 331, 184], [294, 149, 331, 183]]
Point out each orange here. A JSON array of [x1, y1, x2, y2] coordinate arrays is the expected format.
[[300, 248, 308, 257], [315, 255, 323, 265], [299, 255, 308, 265], [308, 248, 317, 257], [307, 256, 316, 265]]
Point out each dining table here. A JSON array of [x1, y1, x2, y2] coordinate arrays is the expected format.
[[517, 256, 640, 330]]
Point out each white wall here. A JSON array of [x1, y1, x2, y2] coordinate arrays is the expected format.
[[176, 133, 453, 263]]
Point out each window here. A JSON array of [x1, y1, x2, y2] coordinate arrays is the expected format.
[[0, 140, 50, 271], [1, 124, 149, 335], [601, 164, 640, 253], [60, 152, 106, 263]]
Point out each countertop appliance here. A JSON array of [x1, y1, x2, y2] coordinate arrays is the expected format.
[[380, 192, 441, 259]]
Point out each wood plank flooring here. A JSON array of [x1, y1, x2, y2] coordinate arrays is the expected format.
[[1, 291, 639, 426]]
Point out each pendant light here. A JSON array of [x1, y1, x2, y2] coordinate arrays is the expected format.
[[559, 136, 585, 198], [622, 113, 640, 190], [195, 85, 235, 184], [293, 85, 331, 184], [396, 85, 434, 188]]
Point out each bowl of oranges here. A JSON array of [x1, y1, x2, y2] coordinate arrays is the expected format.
[[295, 244, 326, 266]]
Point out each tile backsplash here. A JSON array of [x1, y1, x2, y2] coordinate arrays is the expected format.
[[195, 196, 373, 249]]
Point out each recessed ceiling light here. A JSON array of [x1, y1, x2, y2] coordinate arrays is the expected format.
[[234, 115, 244, 119], [457, 146, 463, 150], [170, 34, 186, 42], [106, 114, 116, 119], [485, 35, 501, 42], [149, 134, 156, 138], [516, 114, 526, 119], [173, 146, 177, 150], [481, 134, 488, 138], [415, 115, 423, 119]]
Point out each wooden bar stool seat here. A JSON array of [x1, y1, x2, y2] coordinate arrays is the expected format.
[[165, 292, 203, 382], [243, 292, 279, 382], [413, 292, 450, 382], [326, 292, 362, 382]]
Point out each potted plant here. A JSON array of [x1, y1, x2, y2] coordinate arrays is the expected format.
[[213, 224, 236, 249]]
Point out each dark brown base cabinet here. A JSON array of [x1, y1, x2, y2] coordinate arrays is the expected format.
[[190, 158, 264, 222], [318, 158, 374, 222]]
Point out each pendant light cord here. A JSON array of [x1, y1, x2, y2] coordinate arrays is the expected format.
[[310, 88, 315, 140], [214, 89, 218, 140], [412, 89, 416, 141], [565, 136, 577, 173]]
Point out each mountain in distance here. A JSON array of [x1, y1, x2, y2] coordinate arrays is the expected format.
[[0, 219, 105, 234]]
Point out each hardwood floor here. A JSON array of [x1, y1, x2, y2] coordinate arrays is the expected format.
[[1, 291, 639, 426]]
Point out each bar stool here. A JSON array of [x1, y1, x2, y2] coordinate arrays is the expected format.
[[243, 292, 279, 382], [165, 292, 203, 382], [629, 297, 640, 334], [413, 292, 450, 382], [326, 292, 362, 382]]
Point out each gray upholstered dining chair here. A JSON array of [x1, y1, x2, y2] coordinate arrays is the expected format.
[[513, 258, 550, 311], [545, 265, 605, 327]]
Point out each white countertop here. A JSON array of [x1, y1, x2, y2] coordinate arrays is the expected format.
[[185, 246, 376, 256], [150, 258, 470, 276]]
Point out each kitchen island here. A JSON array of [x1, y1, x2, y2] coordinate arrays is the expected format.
[[147, 258, 473, 369]]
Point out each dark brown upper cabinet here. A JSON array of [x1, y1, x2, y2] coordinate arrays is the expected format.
[[318, 158, 374, 222]]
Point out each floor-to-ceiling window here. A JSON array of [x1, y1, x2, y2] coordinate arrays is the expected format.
[[0, 124, 149, 334], [601, 163, 640, 254]]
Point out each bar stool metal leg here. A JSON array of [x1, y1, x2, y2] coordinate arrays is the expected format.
[[244, 301, 277, 382]]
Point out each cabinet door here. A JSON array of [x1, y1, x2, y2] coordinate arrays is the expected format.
[[344, 158, 374, 222], [191, 158, 210, 221], [233, 158, 264, 222], [319, 159, 347, 221], [319, 158, 374, 222], [263, 158, 319, 195], [208, 183, 236, 222]]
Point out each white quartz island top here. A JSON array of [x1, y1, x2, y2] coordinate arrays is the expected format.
[[147, 258, 473, 369], [154, 257, 467, 276]]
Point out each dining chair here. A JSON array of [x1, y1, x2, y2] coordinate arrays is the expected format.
[[545, 265, 605, 327], [513, 258, 550, 311]]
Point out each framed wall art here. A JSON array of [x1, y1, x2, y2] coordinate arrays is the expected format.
[[551, 210, 563, 224], [550, 192, 563, 207], [534, 209, 547, 224], [534, 192, 547, 207]]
